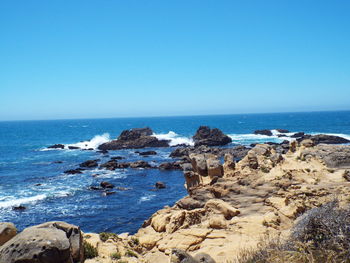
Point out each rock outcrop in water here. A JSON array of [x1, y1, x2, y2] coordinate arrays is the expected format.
[[192, 126, 232, 146], [98, 127, 170, 150]]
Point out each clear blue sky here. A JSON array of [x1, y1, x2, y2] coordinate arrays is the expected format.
[[1, 1, 349, 120]]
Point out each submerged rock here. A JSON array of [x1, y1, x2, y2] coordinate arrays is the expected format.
[[47, 144, 65, 149], [100, 181, 115, 189], [79, 159, 99, 168], [193, 126, 232, 146], [137, 150, 157, 156], [155, 182, 166, 189], [64, 168, 84, 174]]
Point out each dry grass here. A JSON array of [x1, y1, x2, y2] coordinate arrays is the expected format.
[[236, 200, 350, 263]]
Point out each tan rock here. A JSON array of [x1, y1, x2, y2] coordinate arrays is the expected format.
[[209, 215, 227, 229], [151, 213, 171, 232], [0, 222, 17, 246], [206, 158, 223, 178], [205, 199, 240, 219]]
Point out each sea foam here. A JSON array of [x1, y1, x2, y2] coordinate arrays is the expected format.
[[153, 131, 194, 146], [0, 194, 47, 209], [66, 133, 111, 150]]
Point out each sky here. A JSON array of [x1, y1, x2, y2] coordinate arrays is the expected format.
[[0, 1, 349, 121]]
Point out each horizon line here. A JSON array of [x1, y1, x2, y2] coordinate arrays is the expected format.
[[1, 109, 350, 122]]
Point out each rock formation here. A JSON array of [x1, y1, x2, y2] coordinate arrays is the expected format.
[[0, 221, 83, 263], [98, 127, 170, 150], [81, 140, 350, 263], [192, 126, 232, 146]]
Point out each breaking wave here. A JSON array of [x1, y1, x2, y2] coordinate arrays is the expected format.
[[0, 194, 47, 209], [153, 131, 194, 146], [66, 133, 111, 150]]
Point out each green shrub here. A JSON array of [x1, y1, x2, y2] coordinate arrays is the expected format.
[[99, 232, 118, 242], [83, 240, 98, 259], [237, 200, 350, 263], [110, 252, 121, 259], [125, 249, 138, 258]]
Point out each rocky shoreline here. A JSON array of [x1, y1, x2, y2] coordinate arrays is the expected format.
[[1, 126, 350, 262]]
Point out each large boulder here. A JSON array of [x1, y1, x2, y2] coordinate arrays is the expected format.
[[0, 222, 17, 246], [0, 221, 83, 263], [193, 126, 232, 146], [98, 127, 169, 150]]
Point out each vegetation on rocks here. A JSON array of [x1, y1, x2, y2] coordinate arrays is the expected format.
[[84, 240, 98, 259], [238, 200, 350, 263]]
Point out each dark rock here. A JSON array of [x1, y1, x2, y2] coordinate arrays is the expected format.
[[53, 161, 63, 164], [100, 181, 115, 189], [89, 186, 102, 191], [254, 129, 272, 136], [64, 168, 84, 174], [118, 127, 153, 140], [110, 156, 124, 160], [305, 134, 350, 145], [48, 144, 65, 149], [79, 159, 99, 168], [137, 150, 157, 156], [159, 162, 183, 170], [12, 205, 26, 211], [117, 162, 131, 168], [193, 253, 216, 263], [193, 126, 232, 146], [34, 183, 42, 186], [68, 146, 80, 150], [98, 127, 170, 150], [171, 249, 197, 263], [100, 160, 119, 170], [155, 181, 166, 189], [170, 145, 249, 160], [276, 129, 290, 133], [291, 132, 305, 138], [129, 161, 151, 169]]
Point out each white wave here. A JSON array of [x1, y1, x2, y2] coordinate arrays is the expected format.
[[228, 133, 292, 145], [0, 194, 47, 209], [138, 194, 156, 203], [153, 131, 194, 146], [66, 133, 110, 150]]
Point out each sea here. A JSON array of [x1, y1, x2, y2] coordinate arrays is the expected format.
[[0, 111, 350, 234]]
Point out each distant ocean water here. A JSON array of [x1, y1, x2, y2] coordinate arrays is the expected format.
[[0, 111, 349, 234]]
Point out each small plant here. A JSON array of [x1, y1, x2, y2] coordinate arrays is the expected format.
[[99, 232, 118, 242], [125, 249, 138, 258], [84, 240, 98, 259], [261, 166, 270, 173], [110, 252, 121, 260], [129, 237, 139, 246]]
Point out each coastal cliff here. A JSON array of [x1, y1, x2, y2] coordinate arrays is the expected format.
[[81, 141, 350, 262]]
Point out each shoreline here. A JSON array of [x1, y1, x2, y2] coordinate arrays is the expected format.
[[1, 128, 350, 262]]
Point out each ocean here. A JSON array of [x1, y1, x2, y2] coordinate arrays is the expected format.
[[0, 111, 350, 234]]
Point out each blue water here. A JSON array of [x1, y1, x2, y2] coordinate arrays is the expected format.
[[0, 111, 350, 234]]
